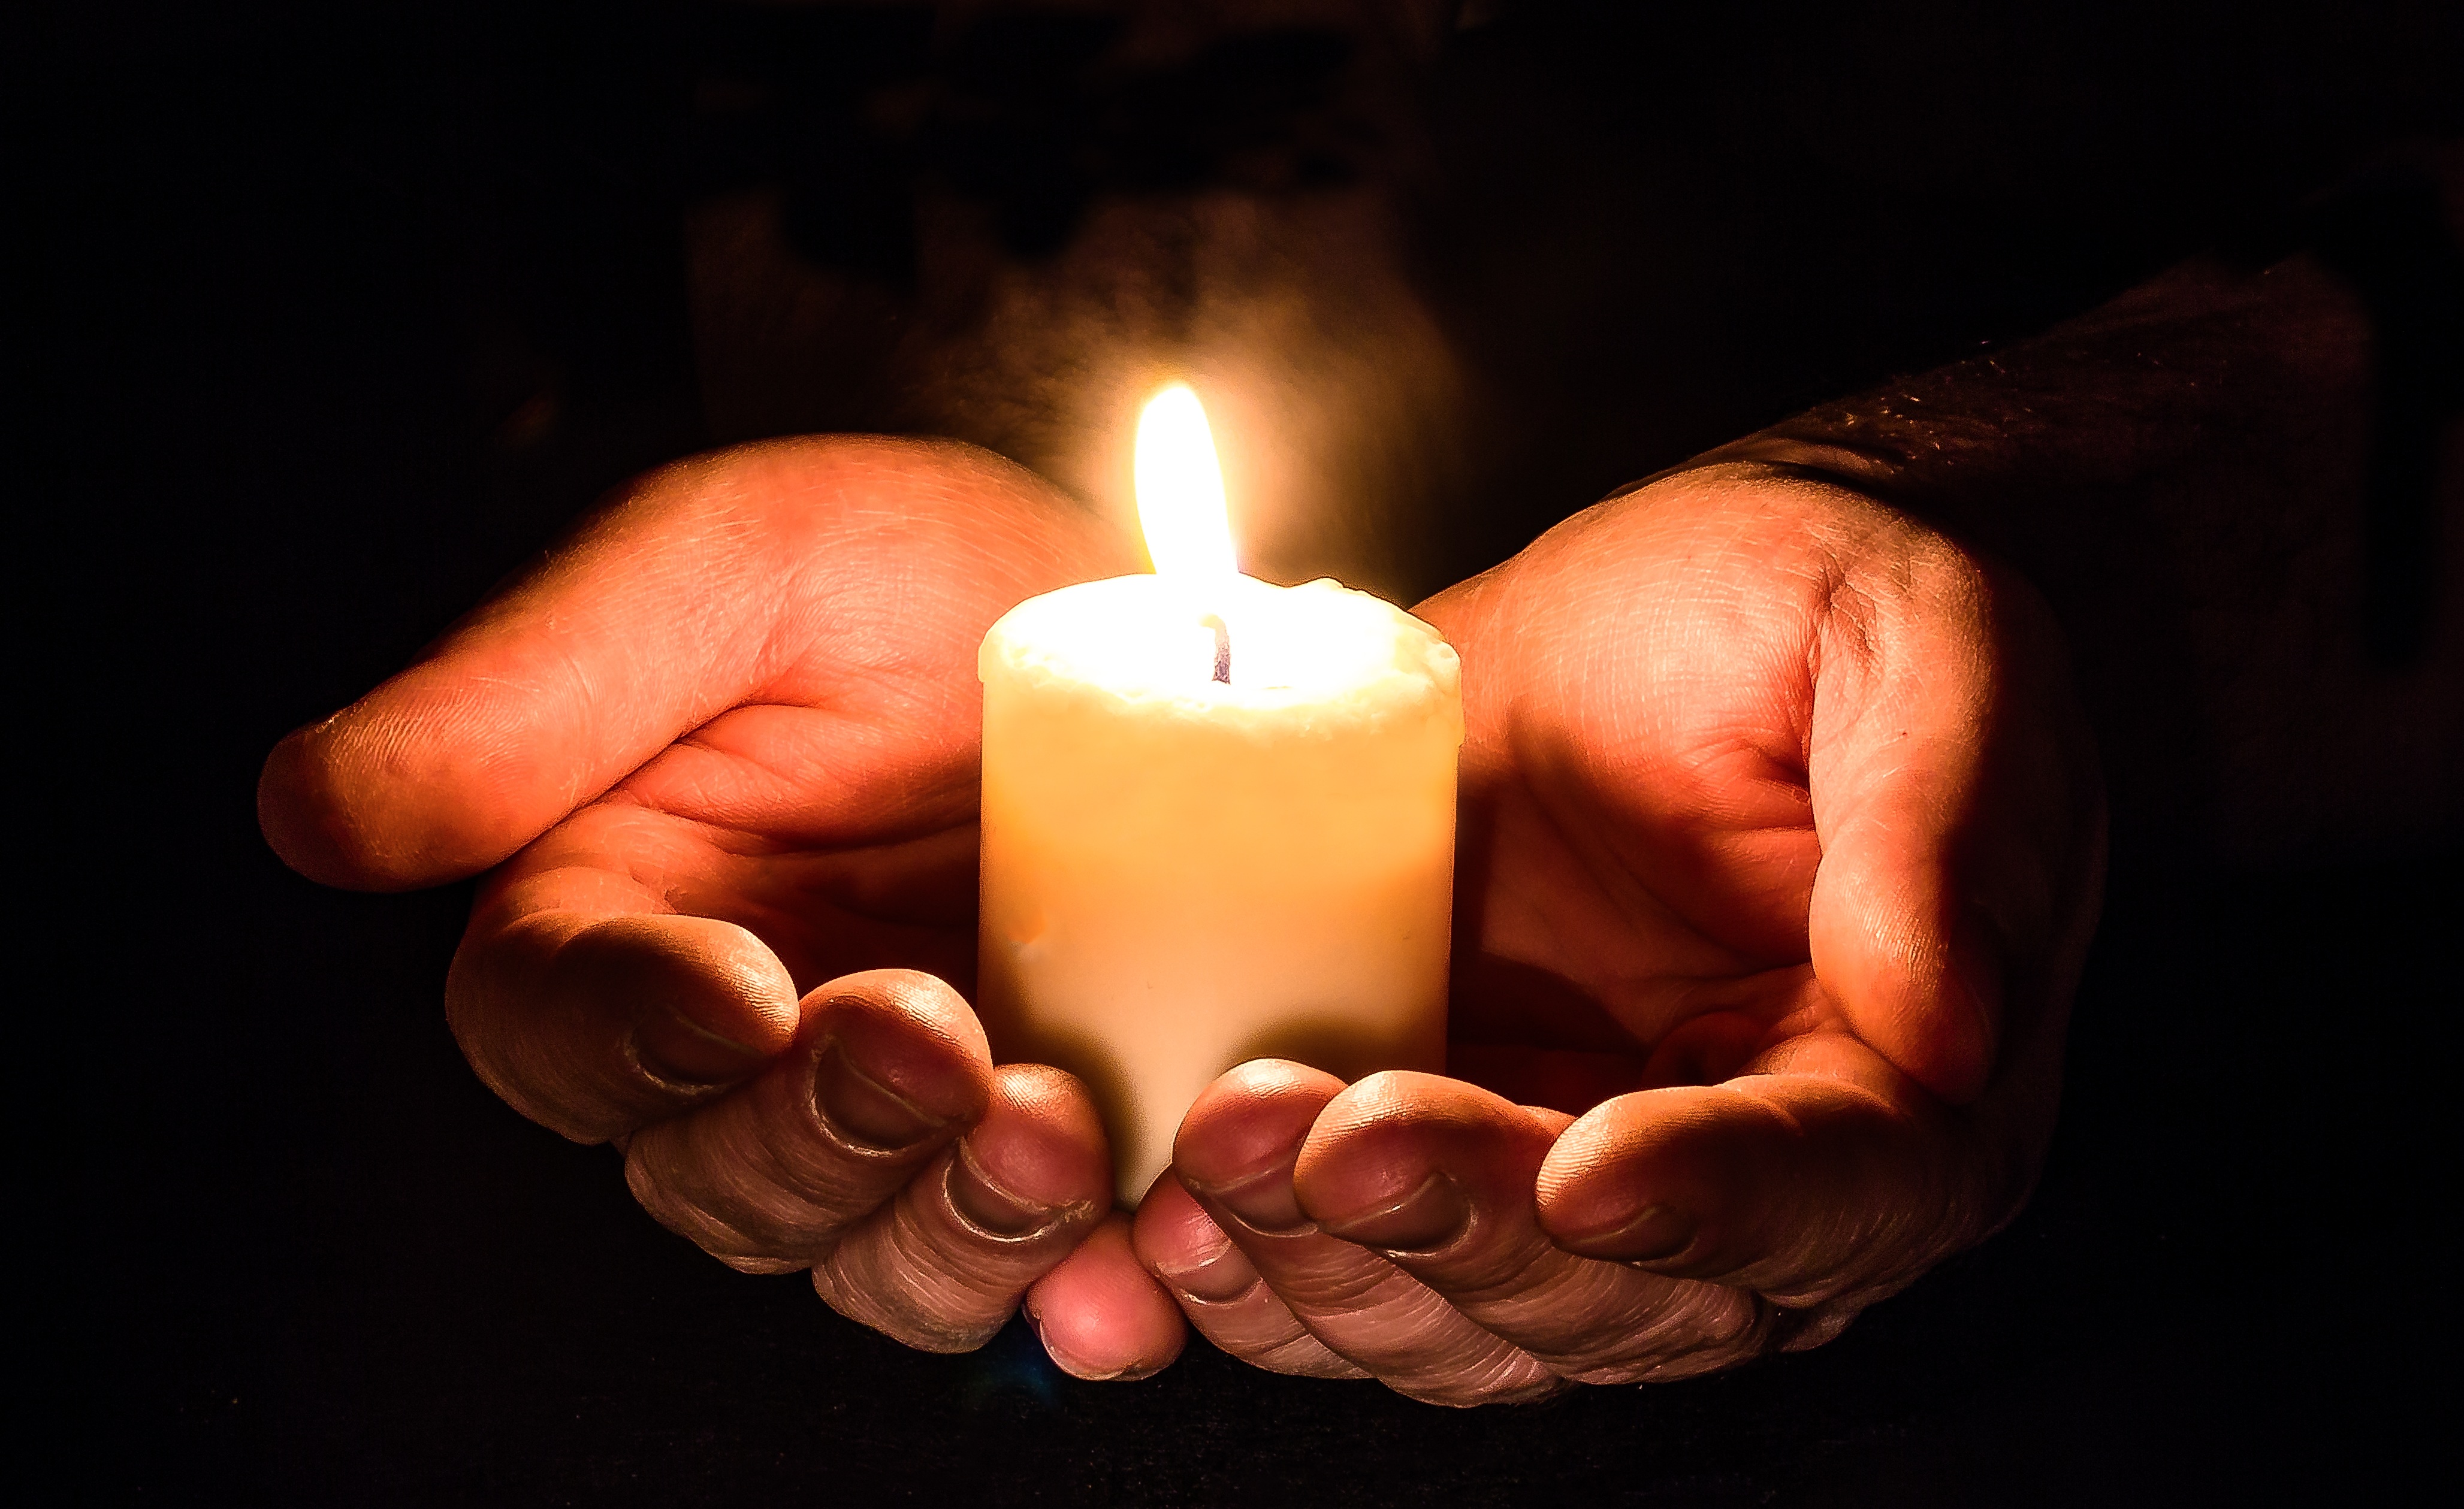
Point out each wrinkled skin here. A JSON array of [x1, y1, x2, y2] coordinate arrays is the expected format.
[[259, 438, 2104, 1398]]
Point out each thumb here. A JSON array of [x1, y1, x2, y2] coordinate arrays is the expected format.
[[1807, 789, 2003, 1103], [258, 438, 1116, 892], [1803, 534, 2013, 1103]]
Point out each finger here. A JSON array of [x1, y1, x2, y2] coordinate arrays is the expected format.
[[1131, 1171, 1368, 1380], [1807, 537, 2095, 1102], [811, 1063, 1111, 1352], [1022, 1212, 1189, 1381], [474, 795, 982, 1019], [1536, 1035, 2018, 1308], [446, 908, 802, 1143], [1175, 1060, 1562, 1406], [258, 438, 1127, 891], [1294, 1072, 1767, 1384], [623, 970, 993, 1270]]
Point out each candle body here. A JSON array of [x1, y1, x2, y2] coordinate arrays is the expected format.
[[978, 574, 1462, 1205]]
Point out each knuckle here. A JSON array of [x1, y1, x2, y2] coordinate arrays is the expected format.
[[621, 1067, 913, 1260], [802, 1162, 1105, 1354], [811, 1262, 1010, 1354], [1500, 1267, 1769, 1384], [811, 1211, 1053, 1353], [445, 914, 728, 1144], [1387, 1351, 1567, 1408], [623, 1138, 838, 1268], [1551, 1287, 1772, 1385], [1251, 1333, 1369, 1380]]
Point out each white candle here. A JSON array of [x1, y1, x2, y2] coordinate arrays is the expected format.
[[977, 385, 1464, 1205]]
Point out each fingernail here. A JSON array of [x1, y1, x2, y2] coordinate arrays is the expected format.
[[1168, 1266, 1258, 1305], [1193, 1164, 1313, 1236], [635, 1006, 768, 1087], [1595, 1202, 1696, 1263], [814, 1039, 951, 1151], [1026, 1302, 1167, 1383], [1315, 1173, 1469, 1253], [948, 1140, 1064, 1238], [1152, 1225, 1252, 1303]]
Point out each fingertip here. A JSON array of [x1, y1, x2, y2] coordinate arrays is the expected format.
[[258, 698, 540, 891], [1173, 1060, 1345, 1190], [1130, 1173, 1236, 1283], [258, 721, 391, 890], [449, 908, 807, 1143], [961, 1064, 1113, 1215], [1533, 1085, 1731, 1265], [810, 970, 997, 1126], [564, 914, 799, 1080], [1861, 935, 1998, 1105], [1807, 859, 2001, 1105], [1291, 1072, 1538, 1239], [1023, 1214, 1188, 1381], [1537, 1070, 1948, 1294], [1308, 1068, 1454, 1133]]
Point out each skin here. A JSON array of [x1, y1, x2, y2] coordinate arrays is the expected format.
[[260, 437, 1184, 1377], [258, 438, 2104, 1396], [1139, 464, 2105, 1401]]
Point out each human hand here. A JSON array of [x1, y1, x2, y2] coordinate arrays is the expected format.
[[1135, 464, 2106, 1402], [258, 438, 1188, 1378]]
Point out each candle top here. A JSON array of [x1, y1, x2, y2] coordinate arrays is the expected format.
[[980, 573, 1462, 736]]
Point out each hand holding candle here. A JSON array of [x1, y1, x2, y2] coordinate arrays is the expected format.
[[255, 431, 2099, 1400], [257, 439, 1191, 1378], [1132, 463, 2102, 1402]]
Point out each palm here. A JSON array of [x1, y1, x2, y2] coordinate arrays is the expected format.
[[264, 441, 1205, 1377], [1442, 719, 1826, 1111], [457, 440, 1137, 1010], [1424, 488, 1831, 1108], [1422, 468, 2091, 1112], [493, 648, 989, 1001]]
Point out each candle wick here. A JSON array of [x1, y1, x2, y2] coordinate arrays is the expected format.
[[1200, 613, 1231, 684]]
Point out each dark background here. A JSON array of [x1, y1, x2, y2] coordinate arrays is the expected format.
[[31, 1, 2459, 1501]]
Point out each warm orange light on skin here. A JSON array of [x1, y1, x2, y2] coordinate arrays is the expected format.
[[1134, 384, 1239, 584]]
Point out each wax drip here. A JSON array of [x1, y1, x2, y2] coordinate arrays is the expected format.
[[1199, 613, 1231, 684]]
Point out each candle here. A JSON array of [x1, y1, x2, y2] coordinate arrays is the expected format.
[[976, 385, 1464, 1205]]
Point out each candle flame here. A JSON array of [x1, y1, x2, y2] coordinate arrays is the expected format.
[[1134, 383, 1237, 580]]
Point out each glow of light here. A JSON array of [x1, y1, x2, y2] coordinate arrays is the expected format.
[[1134, 383, 1239, 582]]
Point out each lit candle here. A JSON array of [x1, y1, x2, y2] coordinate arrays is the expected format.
[[976, 385, 1463, 1205]]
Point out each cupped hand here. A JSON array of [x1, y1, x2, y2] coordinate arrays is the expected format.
[[258, 437, 1187, 1378], [1136, 464, 2107, 1403]]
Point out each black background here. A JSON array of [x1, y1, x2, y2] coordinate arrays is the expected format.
[[31, 1, 2460, 1501]]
